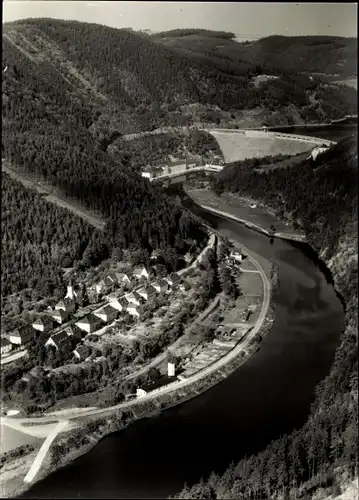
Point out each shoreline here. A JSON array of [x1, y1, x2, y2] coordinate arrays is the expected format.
[[5, 223, 275, 498]]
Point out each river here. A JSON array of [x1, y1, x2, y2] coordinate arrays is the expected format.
[[20, 206, 344, 499]]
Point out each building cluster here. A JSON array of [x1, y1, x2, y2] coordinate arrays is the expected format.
[[141, 158, 199, 180], [1, 260, 183, 361]]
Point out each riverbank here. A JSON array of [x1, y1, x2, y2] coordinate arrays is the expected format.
[[185, 187, 306, 242], [5, 233, 275, 498]]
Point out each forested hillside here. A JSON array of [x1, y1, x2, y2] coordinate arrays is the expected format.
[[155, 32, 357, 79], [175, 136, 358, 499]]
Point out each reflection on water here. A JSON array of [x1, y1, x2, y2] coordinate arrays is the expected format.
[[21, 210, 344, 500]]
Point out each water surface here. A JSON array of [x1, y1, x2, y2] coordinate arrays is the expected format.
[[21, 209, 344, 499]]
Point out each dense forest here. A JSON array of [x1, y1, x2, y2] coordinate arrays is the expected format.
[[1, 173, 96, 297], [157, 32, 357, 79], [175, 136, 358, 498], [109, 130, 223, 173]]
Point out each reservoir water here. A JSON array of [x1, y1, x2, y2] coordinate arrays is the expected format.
[[21, 207, 344, 499]]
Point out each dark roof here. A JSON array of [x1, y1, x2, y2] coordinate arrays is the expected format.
[[48, 331, 71, 348], [74, 344, 91, 358], [79, 313, 103, 326], [97, 305, 118, 316], [53, 309, 69, 320], [12, 324, 34, 338], [1, 337, 11, 347], [33, 315, 53, 326]]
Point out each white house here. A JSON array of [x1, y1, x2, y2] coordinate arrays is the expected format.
[[45, 331, 71, 351], [230, 251, 243, 262], [127, 305, 140, 319], [133, 267, 150, 280], [75, 314, 103, 334], [55, 298, 76, 313], [107, 296, 128, 312], [125, 292, 141, 307], [152, 280, 168, 294], [137, 286, 155, 301], [115, 272, 132, 285], [168, 362, 175, 377], [32, 315, 54, 333], [94, 305, 118, 323], [1, 337, 12, 355], [52, 308, 70, 325], [95, 279, 108, 295], [136, 388, 147, 398], [9, 325, 35, 346]]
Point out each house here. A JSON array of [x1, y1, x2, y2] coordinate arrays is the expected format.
[[52, 308, 70, 325], [133, 267, 150, 280], [141, 166, 164, 179], [73, 344, 91, 361], [64, 325, 83, 341], [9, 325, 35, 346], [152, 279, 168, 294], [125, 291, 141, 307], [45, 331, 72, 351], [127, 304, 140, 319], [137, 285, 156, 301], [55, 298, 76, 313], [1, 337, 12, 355], [75, 313, 104, 334], [107, 295, 128, 312], [230, 251, 243, 262], [65, 283, 78, 301], [94, 304, 118, 323], [164, 273, 181, 287], [104, 273, 118, 289], [136, 388, 147, 398], [168, 362, 175, 377], [115, 272, 132, 285], [32, 315, 54, 333]]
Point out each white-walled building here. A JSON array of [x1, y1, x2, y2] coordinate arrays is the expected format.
[[52, 308, 70, 325], [152, 280, 168, 294], [136, 388, 147, 398], [45, 331, 71, 351], [32, 315, 54, 333], [133, 267, 150, 280], [9, 325, 35, 346], [230, 251, 243, 262], [75, 314, 103, 334], [94, 305, 118, 323], [65, 283, 78, 301], [309, 146, 329, 161], [137, 286, 156, 301], [55, 298, 76, 313], [168, 362, 175, 377], [125, 292, 141, 307], [1, 337, 12, 355]]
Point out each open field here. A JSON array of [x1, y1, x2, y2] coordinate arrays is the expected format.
[[209, 132, 315, 163], [0, 425, 43, 454], [186, 187, 291, 234], [2, 162, 106, 230]]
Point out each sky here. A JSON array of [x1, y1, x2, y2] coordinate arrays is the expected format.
[[2, 2, 358, 38]]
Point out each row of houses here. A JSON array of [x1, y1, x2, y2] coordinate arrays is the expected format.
[[75, 274, 182, 333]]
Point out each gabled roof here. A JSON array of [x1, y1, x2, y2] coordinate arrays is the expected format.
[[138, 285, 154, 295], [1, 337, 11, 347], [133, 266, 148, 275], [115, 271, 132, 280], [52, 309, 69, 320], [78, 313, 103, 326], [12, 324, 34, 338], [33, 315, 53, 326], [96, 304, 118, 316], [48, 331, 71, 348], [74, 344, 91, 358], [125, 291, 141, 301]]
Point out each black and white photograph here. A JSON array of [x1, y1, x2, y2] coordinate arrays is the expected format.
[[1, 1, 357, 499]]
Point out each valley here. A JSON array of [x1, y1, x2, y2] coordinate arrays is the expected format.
[[1, 14, 357, 500]]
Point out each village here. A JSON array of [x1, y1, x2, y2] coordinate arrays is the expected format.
[[1, 229, 264, 409]]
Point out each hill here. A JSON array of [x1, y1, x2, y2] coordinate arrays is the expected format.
[[3, 19, 357, 134], [175, 136, 358, 499], [154, 32, 357, 79]]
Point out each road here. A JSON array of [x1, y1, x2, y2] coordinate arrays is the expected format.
[[1, 349, 27, 365], [23, 421, 69, 484]]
